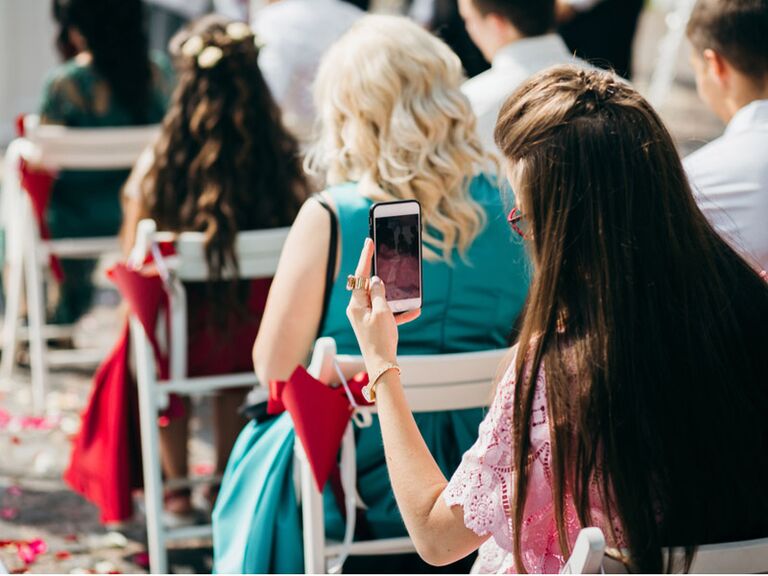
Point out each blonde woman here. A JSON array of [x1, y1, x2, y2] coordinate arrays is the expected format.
[[212, 15, 530, 573]]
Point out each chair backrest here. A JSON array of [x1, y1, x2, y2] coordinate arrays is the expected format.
[[301, 337, 510, 573], [130, 219, 289, 380], [688, 537, 768, 573], [175, 228, 290, 282], [130, 218, 290, 282], [21, 114, 159, 170], [565, 527, 768, 574], [308, 337, 510, 412]]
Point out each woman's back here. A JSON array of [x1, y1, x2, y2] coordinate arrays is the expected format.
[[40, 43, 173, 323], [323, 174, 529, 354], [121, 15, 310, 367], [40, 53, 172, 129], [41, 53, 173, 241]]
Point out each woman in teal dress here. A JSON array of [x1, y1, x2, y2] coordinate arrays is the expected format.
[[40, 0, 174, 324], [212, 15, 530, 573]]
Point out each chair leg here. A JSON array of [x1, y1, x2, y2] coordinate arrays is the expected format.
[[300, 445, 326, 574], [132, 319, 168, 574], [23, 220, 48, 414], [0, 231, 24, 387]]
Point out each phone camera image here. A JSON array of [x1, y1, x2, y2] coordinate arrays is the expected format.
[[375, 214, 420, 301]]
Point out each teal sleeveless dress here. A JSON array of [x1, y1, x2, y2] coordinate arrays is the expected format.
[[212, 175, 530, 573]]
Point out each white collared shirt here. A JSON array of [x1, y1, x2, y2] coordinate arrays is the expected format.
[[252, 0, 363, 141], [462, 34, 583, 154], [684, 99, 768, 271]]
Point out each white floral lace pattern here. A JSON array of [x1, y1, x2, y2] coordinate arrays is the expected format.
[[442, 347, 614, 574]]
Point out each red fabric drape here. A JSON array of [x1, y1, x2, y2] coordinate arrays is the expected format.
[[18, 160, 64, 282], [65, 257, 272, 523], [63, 325, 141, 523], [64, 264, 168, 523], [268, 367, 372, 491]]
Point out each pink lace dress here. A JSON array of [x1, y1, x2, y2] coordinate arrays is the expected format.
[[443, 347, 621, 573]]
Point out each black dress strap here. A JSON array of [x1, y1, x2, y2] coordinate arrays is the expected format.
[[312, 193, 339, 336]]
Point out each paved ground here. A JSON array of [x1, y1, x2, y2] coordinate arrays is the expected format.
[[0, 7, 724, 574]]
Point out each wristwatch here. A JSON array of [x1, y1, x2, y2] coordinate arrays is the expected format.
[[362, 363, 401, 403]]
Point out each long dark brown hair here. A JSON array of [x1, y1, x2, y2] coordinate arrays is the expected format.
[[52, 0, 153, 122], [140, 15, 310, 317], [494, 66, 768, 572]]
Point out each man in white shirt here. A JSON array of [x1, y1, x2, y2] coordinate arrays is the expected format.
[[251, 0, 363, 141], [458, 0, 585, 153], [684, 0, 768, 271]]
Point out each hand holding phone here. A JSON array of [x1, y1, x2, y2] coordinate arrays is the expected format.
[[369, 200, 423, 314]]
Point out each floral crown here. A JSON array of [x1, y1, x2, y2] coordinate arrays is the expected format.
[[181, 22, 264, 70]]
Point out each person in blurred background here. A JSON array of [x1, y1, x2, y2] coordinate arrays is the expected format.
[[212, 15, 530, 573], [41, 0, 173, 327], [250, 0, 363, 142], [121, 15, 310, 519], [143, 0, 250, 53], [409, 0, 490, 79], [458, 0, 587, 153], [684, 0, 768, 272], [556, 0, 644, 79], [143, 0, 209, 53]]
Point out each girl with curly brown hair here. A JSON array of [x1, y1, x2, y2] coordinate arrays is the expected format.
[[122, 14, 311, 519]]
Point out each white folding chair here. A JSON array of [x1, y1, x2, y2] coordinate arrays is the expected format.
[[129, 219, 289, 574], [0, 115, 159, 412], [298, 336, 510, 574], [562, 527, 768, 574]]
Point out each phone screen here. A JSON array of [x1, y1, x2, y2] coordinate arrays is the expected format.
[[374, 213, 421, 301]]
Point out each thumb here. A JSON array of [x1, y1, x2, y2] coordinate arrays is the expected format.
[[370, 276, 389, 313]]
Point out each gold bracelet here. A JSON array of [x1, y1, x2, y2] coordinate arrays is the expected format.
[[362, 362, 401, 403]]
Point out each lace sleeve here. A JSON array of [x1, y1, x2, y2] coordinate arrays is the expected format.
[[442, 350, 518, 551], [39, 69, 86, 125]]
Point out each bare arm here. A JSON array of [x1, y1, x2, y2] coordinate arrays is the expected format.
[[346, 240, 488, 566], [375, 370, 489, 565], [252, 197, 332, 384], [121, 195, 143, 256], [120, 145, 155, 255]]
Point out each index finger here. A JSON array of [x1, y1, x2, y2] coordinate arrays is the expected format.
[[354, 238, 374, 278]]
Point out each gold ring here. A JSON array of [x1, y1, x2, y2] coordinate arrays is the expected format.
[[346, 275, 370, 291]]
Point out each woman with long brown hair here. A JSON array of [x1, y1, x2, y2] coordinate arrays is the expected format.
[[43, 0, 173, 325], [122, 14, 310, 518], [346, 65, 768, 572]]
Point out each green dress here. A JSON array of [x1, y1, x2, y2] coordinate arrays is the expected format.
[[212, 175, 530, 573], [38, 52, 173, 323]]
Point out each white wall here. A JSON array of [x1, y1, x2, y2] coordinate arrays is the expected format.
[[0, 0, 57, 145]]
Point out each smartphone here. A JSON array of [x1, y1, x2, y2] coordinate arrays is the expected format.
[[369, 200, 423, 314]]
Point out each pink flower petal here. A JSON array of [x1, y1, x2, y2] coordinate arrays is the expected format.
[[17, 543, 36, 564], [132, 551, 150, 568], [29, 539, 47, 554], [191, 463, 215, 476], [1, 507, 18, 520]]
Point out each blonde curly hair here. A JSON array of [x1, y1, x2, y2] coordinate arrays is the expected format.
[[306, 15, 491, 262]]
